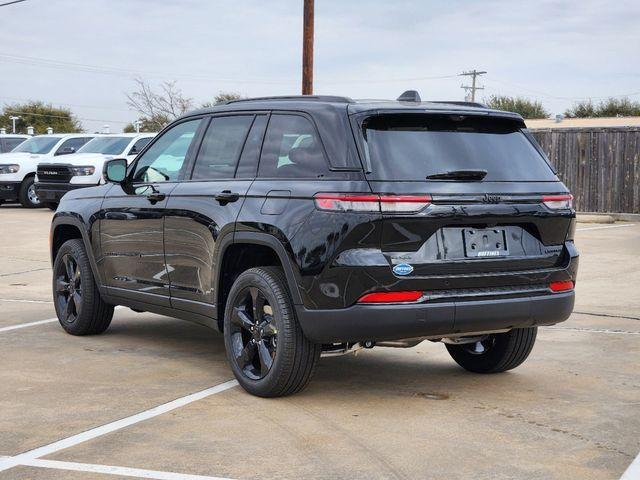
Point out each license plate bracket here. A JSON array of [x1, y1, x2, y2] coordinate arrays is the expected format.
[[463, 228, 509, 258]]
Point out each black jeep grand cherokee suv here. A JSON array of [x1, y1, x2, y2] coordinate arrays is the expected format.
[[49, 94, 578, 397]]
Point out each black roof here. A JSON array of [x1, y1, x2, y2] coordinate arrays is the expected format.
[[179, 95, 524, 172], [224, 95, 355, 105], [186, 95, 522, 121]]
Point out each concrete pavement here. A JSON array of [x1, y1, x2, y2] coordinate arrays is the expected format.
[[0, 205, 638, 480]]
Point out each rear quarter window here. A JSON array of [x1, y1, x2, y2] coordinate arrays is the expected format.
[[258, 114, 329, 179], [361, 113, 557, 182]]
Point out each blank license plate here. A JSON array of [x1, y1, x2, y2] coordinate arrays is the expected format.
[[463, 228, 509, 258]]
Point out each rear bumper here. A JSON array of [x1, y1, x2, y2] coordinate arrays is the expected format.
[[296, 291, 575, 343], [0, 181, 20, 201], [34, 182, 87, 203]]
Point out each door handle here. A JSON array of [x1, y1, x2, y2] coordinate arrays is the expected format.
[[146, 192, 166, 203], [214, 190, 240, 203], [104, 211, 136, 220]]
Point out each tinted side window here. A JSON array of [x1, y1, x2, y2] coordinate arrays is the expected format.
[[55, 137, 91, 155], [128, 137, 153, 156], [258, 114, 327, 178], [191, 116, 253, 180], [235, 115, 268, 179], [4, 138, 25, 151], [132, 119, 201, 183]]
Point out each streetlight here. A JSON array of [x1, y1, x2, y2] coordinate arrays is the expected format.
[[134, 120, 142, 133], [8, 116, 20, 133]]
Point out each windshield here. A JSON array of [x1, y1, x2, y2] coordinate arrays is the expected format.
[[12, 136, 61, 154], [361, 114, 557, 181], [78, 136, 131, 155]]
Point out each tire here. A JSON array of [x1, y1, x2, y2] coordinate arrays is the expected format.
[[223, 266, 321, 397], [445, 327, 537, 373], [53, 239, 114, 335], [45, 202, 58, 211], [18, 176, 42, 208]]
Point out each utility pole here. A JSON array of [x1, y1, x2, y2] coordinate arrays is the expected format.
[[460, 70, 487, 102], [302, 0, 314, 95]]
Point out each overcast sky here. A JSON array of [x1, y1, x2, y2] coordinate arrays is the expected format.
[[1, 0, 638, 132]]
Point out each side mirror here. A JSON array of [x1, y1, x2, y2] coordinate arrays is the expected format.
[[104, 158, 128, 183], [56, 147, 76, 156]]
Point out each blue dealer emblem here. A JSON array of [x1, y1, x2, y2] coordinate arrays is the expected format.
[[392, 263, 413, 276]]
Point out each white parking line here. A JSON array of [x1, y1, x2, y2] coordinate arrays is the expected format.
[[620, 451, 640, 480], [0, 317, 58, 333], [0, 298, 53, 304], [546, 326, 640, 335], [23, 459, 235, 480], [0, 306, 125, 333], [576, 224, 635, 232], [0, 379, 239, 473]]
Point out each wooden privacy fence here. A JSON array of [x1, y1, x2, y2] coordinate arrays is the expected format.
[[530, 127, 640, 213]]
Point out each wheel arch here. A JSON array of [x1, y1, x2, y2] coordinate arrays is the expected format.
[[50, 215, 104, 291], [215, 232, 302, 331]]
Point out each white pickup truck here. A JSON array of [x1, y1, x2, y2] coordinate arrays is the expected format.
[[0, 134, 95, 208], [35, 133, 156, 208], [0, 134, 30, 153]]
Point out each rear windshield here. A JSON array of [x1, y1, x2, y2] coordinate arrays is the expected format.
[[360, 114, 556, 181], [78, 136, 131, 155], [12, 136, 61, 154]]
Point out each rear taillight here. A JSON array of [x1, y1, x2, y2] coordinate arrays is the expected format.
[[542, 194, 573, 210], [314, 193, 431, 213], [358, 291, 424, 303], [313, 194, 380, 212], [549, 280, 574, 292], [379, 195, 432, 212]]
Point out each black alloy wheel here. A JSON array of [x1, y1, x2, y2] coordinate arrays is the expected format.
[[229, 286, 279, 380], [460, 336, 496, 356], [52, 239, 114, 335], [445, 327, 538, 373], [55, 253, 83, 324], [223, 267, 321, 397]]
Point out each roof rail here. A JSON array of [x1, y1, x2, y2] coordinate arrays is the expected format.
[[430, 101, 488, 108], [225, 95, 355, 105]]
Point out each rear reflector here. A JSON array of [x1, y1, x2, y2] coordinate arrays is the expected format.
[[542, 194, 573, 210], [314, 193, 431, 213], [549, 280, 574, 292], [358, 291, 423, 303]]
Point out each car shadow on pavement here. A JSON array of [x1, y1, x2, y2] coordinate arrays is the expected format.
[[95, 314, 543, 400]]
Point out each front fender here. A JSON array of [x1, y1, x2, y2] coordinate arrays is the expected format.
[[51, 212, 105, 292]]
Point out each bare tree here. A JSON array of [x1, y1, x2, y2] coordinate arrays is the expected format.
[[126, 78, 194, 130], [201, 92, 243, 108]]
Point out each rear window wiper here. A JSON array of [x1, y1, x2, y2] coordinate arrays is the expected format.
[[425, 169, 488, 181]]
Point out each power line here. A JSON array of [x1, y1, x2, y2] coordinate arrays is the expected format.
[[460, 70, 486, 102], [320, 73, 460, 85], [4, 110, 129, 125], [0, 95, 131, 113], [488, 78, 640, 101], [0, 0, 27, 7], [0, 53, 463, 87], [0, 53, 298, 85]]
